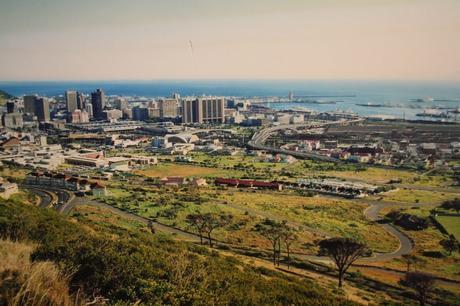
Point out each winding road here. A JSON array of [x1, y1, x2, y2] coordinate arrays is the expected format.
[[25, 184, 413, 263], [25, 186, 460, 289]]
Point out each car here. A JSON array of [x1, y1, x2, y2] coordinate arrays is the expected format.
[[75, 191, 85, 197]]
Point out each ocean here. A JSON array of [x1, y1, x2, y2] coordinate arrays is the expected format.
[[1, 80, 459, 120]]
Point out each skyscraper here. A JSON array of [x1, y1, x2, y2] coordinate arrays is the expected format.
[[91, 89, 106, 119], [23, 95, 37, 114], [65, 90, 78, 113], [114, 98, 128, 110], [159, 98, 178, 118], [34, 98, 50, 122], [85, 103, 93, 119], [6, 101, 17, 114], [182, 97, 225, 124], [77, 92, 86, 110]]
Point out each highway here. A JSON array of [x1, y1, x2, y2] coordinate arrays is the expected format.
[[247, 119, 364, 162]]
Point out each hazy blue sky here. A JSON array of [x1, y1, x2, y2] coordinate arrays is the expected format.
[[0, 0, 459, 81]]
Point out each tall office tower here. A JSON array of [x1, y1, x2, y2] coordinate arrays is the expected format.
[[172, 92, 181, 100], [65, 90, 78, 113], [132, 107, 150, 121], [91, 88, 106, 119], [6, 101, 18, 113], [85, 103, 93, 119], [182, 97, 225, 124], [77, 92, 86, 110], [159, 98, 178, 118], [23, 95, 37, 114], [2, 113, 24, 129], [114, 98, 128, 110], [35, 98, 50, 122]]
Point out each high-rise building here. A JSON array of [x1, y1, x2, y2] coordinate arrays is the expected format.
[[182, 97, 225, 124], [114, 98, 128, 110], [23, 95, 37, 114], [85, 103, 93, 119], [77, 92, 86, 110], [65, 91, 78, 113], [91, 89, 106, 119], [69, 109, 89, 123], [6, 101, 18, 114], [2, 113, 23, 129], [34, 98, 50, 122], [159, 98, 178, 118], [132, 107, 150, 121]]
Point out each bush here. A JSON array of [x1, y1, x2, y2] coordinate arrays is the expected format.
[[0, 199, 357, 305]]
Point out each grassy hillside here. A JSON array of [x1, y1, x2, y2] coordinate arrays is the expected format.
[[0, 89, 15, 106], [0, 198, 357, 305]]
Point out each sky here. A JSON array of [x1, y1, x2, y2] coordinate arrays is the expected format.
[[0, 0, 459, 81]]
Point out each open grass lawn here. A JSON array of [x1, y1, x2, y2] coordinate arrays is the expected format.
[[397, 227, 460, 281], [320, 167, 418, 184], [374, 189, 459, 205], [215, 190, 399, 253], [98, 184, 398, 254], [436, 215, 460, 240], [71, 204, 147, 232], [133, 163, 243, 178]]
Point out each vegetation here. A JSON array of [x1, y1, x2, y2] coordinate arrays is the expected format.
[[440, 235, 459, 255], [318, 238, 369, 288], [385, 210, 430, 231], [0, 89, 15, 106], [0, 199, 356, 305], [0, 239, 82, 306], [440, 198, 460, 214], [400, 272, 436, 306]]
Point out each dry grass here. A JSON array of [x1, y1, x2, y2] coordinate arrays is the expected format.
[[133, 163, 240, 178], [0, 239, 84, 306]]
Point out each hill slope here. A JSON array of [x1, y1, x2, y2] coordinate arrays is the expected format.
[[0, 89, 15, 106], [0, 198, 356, 305]]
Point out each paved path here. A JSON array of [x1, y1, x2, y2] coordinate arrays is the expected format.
[[26, 185, 460, 287], [24, 186, 413, 263]]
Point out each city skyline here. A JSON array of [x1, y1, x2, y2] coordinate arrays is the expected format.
[[1, 0, 460, 81]]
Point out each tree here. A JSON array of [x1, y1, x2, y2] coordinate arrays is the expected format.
[[202, 213, 232, 248], [440, 198, 460, 214], [401, 272, 436, 306], [440, 235, 459, 255], [186, 213, 207, 245], [280, 225, 297, 269], [147, 220, 156, 234], [255, 219, 285, 266], [318, 237, 369, 287], [401, 254, 419, 272]]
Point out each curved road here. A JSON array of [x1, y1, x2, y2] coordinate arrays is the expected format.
[[27, 185, 413, 264]]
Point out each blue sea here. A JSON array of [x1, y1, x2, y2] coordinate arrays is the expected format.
[[1, 80, 459, 120]]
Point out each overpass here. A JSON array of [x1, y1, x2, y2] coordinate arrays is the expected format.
[[247, 119, 364, 162]]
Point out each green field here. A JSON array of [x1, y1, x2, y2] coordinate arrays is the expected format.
[[436, 215, 460, 240]]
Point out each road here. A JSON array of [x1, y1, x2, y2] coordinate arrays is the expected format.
[[24, 185, 460, 288], [247, 119, 364, 162], [27, 185, 413, 263]]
